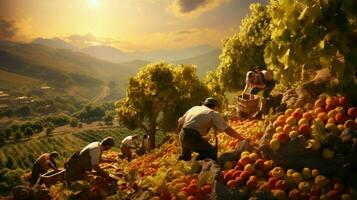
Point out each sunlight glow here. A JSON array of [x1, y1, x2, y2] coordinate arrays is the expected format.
[[89, 0, 100, 7]]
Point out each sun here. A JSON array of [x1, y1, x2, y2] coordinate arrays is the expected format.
[[88, 0, 100, 7]]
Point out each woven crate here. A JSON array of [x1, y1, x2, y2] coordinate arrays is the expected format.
[[237, 94, 259, 115]]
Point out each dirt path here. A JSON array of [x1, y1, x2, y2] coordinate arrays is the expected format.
[[90, 85, 110, 104]]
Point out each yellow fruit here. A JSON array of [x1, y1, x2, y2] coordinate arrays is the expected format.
[[307, 139, 321, 150], [244, 164, 255, 174], [291, 172, 303, 183], [298, 182, 311, 192], [311, 169, 319, 177], [301, 167, 312, 179], [289, 131, 299, 139], [285, 109, 294, 116], [327, 110, 337, 118], [286, 116, 297, 126], [315, 175, 328, 187], [322, 148, 334, 159], [298, 118, 308, 126], [325, 123, 337, 131], [249, 153, 258, 161], [337, 124, 345, 131], [241, 151, 250, 157], [271, 167, 285, 179], [276, 126, 283, 133], [270, 139, 280, 151], [224, 161, 234, 170]]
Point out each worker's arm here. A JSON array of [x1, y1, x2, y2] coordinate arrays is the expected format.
[[224, 127, 246, 141], [251, 83, 266, 89], [100, 157, 116, 163], [48, 161, 58, 171], [93, 164, 111, 179]]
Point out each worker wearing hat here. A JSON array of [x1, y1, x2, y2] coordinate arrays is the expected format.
[[176, 97, 246, 161], [242, 66, 275, 99]]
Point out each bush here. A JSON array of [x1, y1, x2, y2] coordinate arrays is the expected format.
[[4, 128, 12, 139], [14, 131, 22, 141], [24, 127, 34, 137], [70, 118, 79, 127]]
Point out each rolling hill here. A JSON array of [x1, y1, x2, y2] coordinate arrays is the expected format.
[[0, 41, 147, 100], [173, 49, 221, 77]]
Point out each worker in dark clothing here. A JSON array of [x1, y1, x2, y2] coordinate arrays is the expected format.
[[176, 97, 246, 161]]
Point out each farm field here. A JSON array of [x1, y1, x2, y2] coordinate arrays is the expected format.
[[0, 127, 165, 170]]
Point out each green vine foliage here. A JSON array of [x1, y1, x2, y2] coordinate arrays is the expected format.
[[217, 3, 272, 91], [265, 0, 357, 93]]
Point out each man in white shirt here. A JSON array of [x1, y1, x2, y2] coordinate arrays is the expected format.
[[176, 97, 246, 161], [120, 135, 139, 162], [65, 137, 115, 183]]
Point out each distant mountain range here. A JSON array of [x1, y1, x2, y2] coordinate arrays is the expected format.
[[32, 37, 220, 64], [0, 39, 220, 101]]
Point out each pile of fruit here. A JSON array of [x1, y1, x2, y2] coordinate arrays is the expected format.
[[46, 95, 357, 200], [221, 150, 356, 200], [269, 95, 357, 158]]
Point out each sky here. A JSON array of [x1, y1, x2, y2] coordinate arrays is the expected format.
[[0, 0, 267, 51]]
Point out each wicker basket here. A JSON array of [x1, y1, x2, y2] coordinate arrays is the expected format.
[[40, 169, 65, 187], [237, 94, 259, 115]]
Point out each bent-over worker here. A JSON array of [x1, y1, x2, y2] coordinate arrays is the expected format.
[[176, 97, 246, 161], [65, 137, 115, 183], [30, 151, 59, 185]]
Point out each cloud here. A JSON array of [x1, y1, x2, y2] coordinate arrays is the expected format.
[[0, 18, 18, 40], [170, 0, 229, 17], [64, 33, 126, 47]]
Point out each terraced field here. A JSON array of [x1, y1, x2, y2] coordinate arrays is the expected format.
[[0, 128, 165, 170]]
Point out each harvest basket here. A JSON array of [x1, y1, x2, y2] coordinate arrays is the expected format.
[[237, 94, 259, 116], [40, 169, 65, 187]]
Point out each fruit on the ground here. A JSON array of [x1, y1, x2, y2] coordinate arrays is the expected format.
[[268, 177, 279, 189], [289, 189, 300, 200], [244, 164, 255, 174], [338, 96, 347, 107], [291, 172, 303, 183], [289, 130, 299, 139], [311, 169, 319, 177], [286, 116, 297, 126], [327, 190, 340, 200], [307, 139, 321, 150], [271, 167, 285, 179], [240, 156, 251, 166], [325, 123, 337, 131], [310, 185, 321, 196], [299, 124, 310, 136], [344, 120, 356, 129], [322, 148, 334, 159], [277, 132, 289, 143], [298, 181, 311, 192], [224, 161, 234, 170], [249, 153, 258, 161], [315, 175, 328, 187], [227, 180, 237, 188], [333, 182, 344, 193], [273, 189, 287, 200], [275, 180, 287, 190], [270, 139, 280, 150], [301, 167, 312, 179], [315, 99, 325, 108], [335, 112, 347, 124], [347, 107, 357, 118]]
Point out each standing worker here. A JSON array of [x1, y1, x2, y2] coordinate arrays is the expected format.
[[120, 135, 139, 162], [176, 97, 246, 161], [65, 137, 115, 183], [29, 151, 59, 185]]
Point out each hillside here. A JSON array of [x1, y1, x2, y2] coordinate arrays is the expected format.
[[173, 49, 221, 77], [0, 41, 147, 100]]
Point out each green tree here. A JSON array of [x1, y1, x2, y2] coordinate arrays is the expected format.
[[3, 109, 14, 120], [24, 127, 34, 137], [14, 131, 22, 141], [217, 3, 271, 91], [16, 105, 31, 117], [103, 112, 114, 125], [0, 133, 4, 147], [46, 122, 55, 135], [70, 118, 79, 127], [4, 128, 12, 139], [116, 62, 210, 149]]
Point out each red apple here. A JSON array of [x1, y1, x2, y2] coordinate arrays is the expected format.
[[235, 176, 245, 186], [347, 107, 357, 118], [335, 112, 348, 124], [277, 132, 289, 143], [255, 159, 265, 170], [333, 182, 344, 193], [268, 177, 278, 189], [275, 180, 288, 191], [338, 96, 347, 107], [227, 180, 237, 188], [292, 111, 303, 120], [326, 97, 338, 107], [310, 185, 321, 196], [327, 190, 341, 200], [299, 124, 310, 136], [289, 189, 301, 200]]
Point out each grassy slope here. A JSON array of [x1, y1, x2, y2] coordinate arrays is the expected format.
[[0, 123, 166, 170], [173, 49, 221, 77], [0, 69, 44, 89]]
